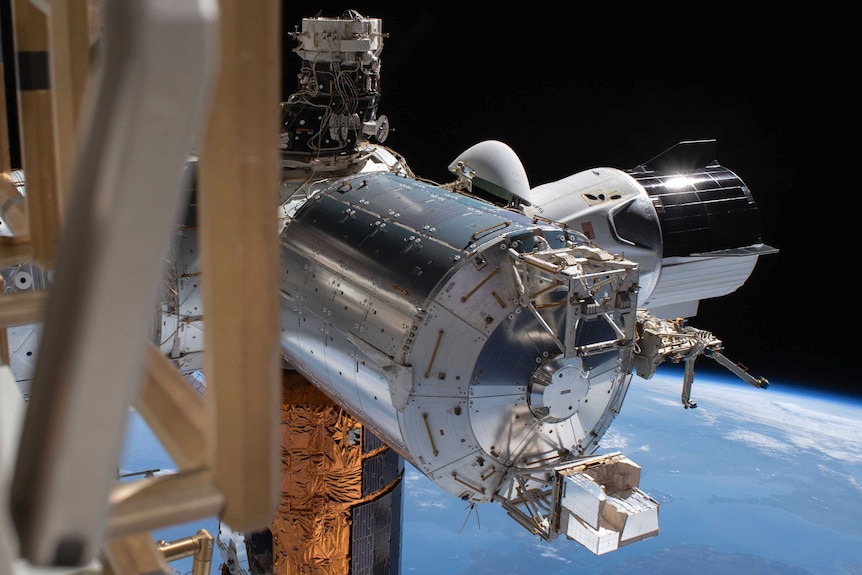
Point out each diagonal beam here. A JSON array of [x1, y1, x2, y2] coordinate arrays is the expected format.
[[134, 343, 207, 471]]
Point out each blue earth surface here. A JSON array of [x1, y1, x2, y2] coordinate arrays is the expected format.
[[122, 369, 862, 575]]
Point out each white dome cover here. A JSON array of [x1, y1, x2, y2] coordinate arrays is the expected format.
[[448, 140, 530, 200]]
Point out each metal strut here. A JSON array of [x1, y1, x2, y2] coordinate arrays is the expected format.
[[634, 310, 769, 408]]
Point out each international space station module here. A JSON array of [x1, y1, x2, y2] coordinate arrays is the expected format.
[[258, 10, 774, 557], [0, 7, 777, 569]]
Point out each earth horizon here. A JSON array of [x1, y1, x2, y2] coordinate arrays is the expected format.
[[124, 368, 862, 575]]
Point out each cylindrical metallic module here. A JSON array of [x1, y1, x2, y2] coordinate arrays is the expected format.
[[280, 171, 640, 505]]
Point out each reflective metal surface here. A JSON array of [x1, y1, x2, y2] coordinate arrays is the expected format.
[[279, 171, 639, 516]]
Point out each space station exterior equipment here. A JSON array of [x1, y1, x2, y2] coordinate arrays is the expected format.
[[556, 453, 658, 554], [218, 371, 402, 575], [280, 11, 389, 164]]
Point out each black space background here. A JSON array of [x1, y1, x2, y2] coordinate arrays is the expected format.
[[2, 4, 857, 398]]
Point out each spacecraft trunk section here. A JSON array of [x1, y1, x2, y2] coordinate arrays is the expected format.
[[279, 171, 656, 548]]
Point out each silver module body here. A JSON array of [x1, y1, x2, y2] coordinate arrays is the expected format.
[[279, 170, 641, 515]]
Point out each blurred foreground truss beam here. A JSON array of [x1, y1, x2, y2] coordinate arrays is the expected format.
[[1, 0, 282, 573]]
